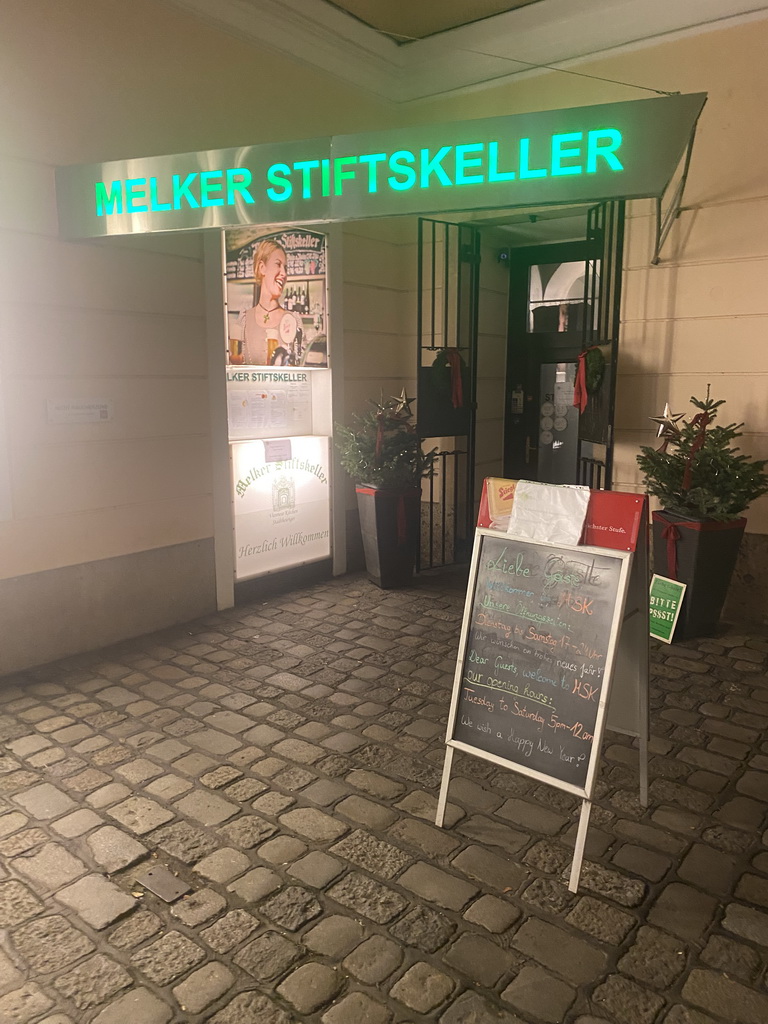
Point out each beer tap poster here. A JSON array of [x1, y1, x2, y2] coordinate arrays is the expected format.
[[446, 529, 631, 798], [225, 227, 328, 368]]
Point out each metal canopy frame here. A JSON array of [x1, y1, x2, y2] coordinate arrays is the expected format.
[[652, 130, 697, 265]]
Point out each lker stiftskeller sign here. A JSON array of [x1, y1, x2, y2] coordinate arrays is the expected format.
[[55, 93, 705, 238]]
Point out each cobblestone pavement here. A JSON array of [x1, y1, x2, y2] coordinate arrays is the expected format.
[[1, 569, 768, 1024]]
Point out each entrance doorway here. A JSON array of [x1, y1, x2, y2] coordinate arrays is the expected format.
[[502, 201, 625, 489], [503, 239, 596, 484]]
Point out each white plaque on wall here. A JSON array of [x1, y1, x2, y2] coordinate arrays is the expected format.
[[47, 398, 113, 423], [231, 435, 331, 580]]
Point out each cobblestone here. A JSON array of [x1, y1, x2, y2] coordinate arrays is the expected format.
[[200, 909, 258, 952], [52, 954, 131, 1009], [233, 930, 302, 979], [277, 962, 341, 1013], [56, 874, 136, 929], [502, 965, 575, 1023], [0, 983, 54, 1023], [3, 574, 768, 1024], [11, 914, 93, 972], [131, 931, 205, 985], [172, 962, 234, 1013], [91, 989, 172, 1024]]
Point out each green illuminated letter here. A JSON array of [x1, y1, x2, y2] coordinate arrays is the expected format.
[[125, 178, 148, 213], [226, 168, 255, 205], [455, 143, 484, 185], [551, 132, 583, 176], [333, 156, 358, 196], [293, 160, 319, 199], [586, 129, 623, 172], [388, 151, 416, 191], [518, 139, 547, 179], [94, 180, 123, 216], [487, 142, 515, 182], [321, 160, 331, 197], [420, 147, 452, 188], [172, 173, 200, 210], [200, 171, 224, 206], [149, 177, 171, 212], [267, 164, 292, 202], [359, 153, 386, 193]]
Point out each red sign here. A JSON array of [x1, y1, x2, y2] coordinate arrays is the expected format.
[[477, 478, 645, 552]]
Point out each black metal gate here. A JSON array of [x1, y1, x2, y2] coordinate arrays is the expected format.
[[578, 200, 625, 489], [416, 218, 480, 569]]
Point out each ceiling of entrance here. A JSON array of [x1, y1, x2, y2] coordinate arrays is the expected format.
[[165, 0, 768, 102], [324, 0, 543, 41]]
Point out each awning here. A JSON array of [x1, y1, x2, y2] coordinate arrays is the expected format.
[[56, 92, 706, 244]]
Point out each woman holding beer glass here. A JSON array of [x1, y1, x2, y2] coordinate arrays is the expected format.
[[236, 240, 296, 365]]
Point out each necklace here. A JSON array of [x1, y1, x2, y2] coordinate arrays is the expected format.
[[257, 302, 279, 324]]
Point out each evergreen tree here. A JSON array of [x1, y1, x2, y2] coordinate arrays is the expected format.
[[637, 393, 768, 521], [336, 394, 436, 488]]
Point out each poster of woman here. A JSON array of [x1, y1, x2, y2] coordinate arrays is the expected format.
[[225, 228, 328, 368]]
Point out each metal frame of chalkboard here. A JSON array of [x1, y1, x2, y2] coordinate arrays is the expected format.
[[436, 528, 633, 892]]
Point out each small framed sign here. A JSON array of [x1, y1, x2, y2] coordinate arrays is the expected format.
[[649, 574, 687, 643]]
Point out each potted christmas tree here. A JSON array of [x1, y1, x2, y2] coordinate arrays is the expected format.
[[336, 392, 435, 588], [637, 390, 768, 639]]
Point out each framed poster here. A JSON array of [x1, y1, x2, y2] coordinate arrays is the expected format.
[[231, 435, 331, 580], [225, 227, 328, 369]]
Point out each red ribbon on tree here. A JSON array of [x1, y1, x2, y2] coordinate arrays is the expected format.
[[442, 349, 464, 409], [573, 346, 600, 414], [682, 410, 710, 490]]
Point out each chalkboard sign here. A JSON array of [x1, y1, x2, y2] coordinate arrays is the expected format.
[[447, 529, 632, 797]]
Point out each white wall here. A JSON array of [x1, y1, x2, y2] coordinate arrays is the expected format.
[[0, 0, 397, 670]]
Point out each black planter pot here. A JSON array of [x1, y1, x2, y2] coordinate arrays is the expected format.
[[652, 510, 746, 640], [356, 485, 420, 589]]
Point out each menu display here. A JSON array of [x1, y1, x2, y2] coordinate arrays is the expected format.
[[227, 369, 312, 441], [449, 531, 630, 793]]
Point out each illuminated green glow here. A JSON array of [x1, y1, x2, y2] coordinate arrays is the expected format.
[[125, 178, 148, 213], [200, 171, 224, 206], [172, 173, 199, 210], [149, 178, 171, 211], [455, 143, 484, 185], [95, 180, 123, 216], [226, 168, 254, 205], [360, 153, 386, 192], [518, 138, 547, 179], [487, 142, 515, 182], [267, 163, 292, 202], [587, 129, 623, 172], [334, 157, 357, 196], [389, 151, 416, 191], [420, 147, 452, 188], [294, 160, 319, 199], [93, 126, 627, 219], [551, 132, 583, 176]]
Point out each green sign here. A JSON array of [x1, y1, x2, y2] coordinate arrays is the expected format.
[[649, 573, 687, 643], [55, 93, 705, 239]]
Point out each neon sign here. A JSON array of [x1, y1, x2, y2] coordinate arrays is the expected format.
[[93, 130, 624, 218], [55, 93, 705, 238]]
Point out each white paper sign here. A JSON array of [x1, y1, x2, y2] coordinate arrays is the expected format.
[[507, 480, 590, 545], [226, 369, 312, 440], [47, 399, 112, 423], [231, 435, 331, 579]]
